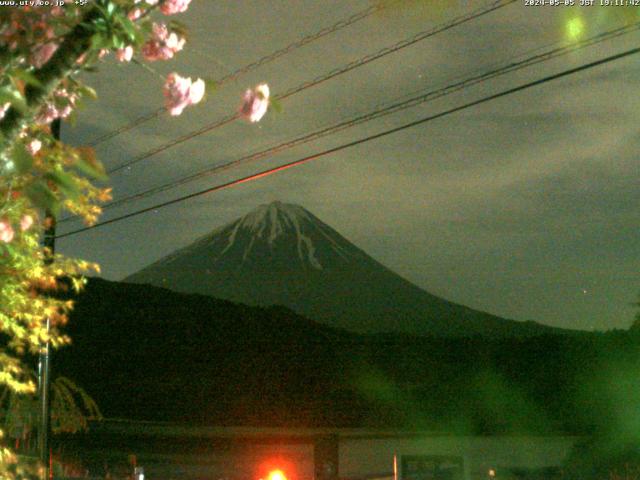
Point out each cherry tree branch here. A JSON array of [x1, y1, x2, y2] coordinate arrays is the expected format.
[[0, 6, 101, 145]]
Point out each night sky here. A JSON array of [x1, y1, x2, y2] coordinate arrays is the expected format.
[[59, 0, 640, 331]]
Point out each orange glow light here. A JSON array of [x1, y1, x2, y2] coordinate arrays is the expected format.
[[267, 470, 287, 480]]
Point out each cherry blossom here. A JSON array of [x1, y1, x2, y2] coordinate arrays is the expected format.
[[163, 72, 205, 116], [116, 46, 134, 62], [20, 215, 34, 232], [31, 42, 58, 68], [26, 139, 42, 155], [35, 104, 58, 125], [128, 8, 144, 21], [0, 0, 202, 451], [141, 23, 185, 62], [239, 84, 270, 123], [35, 88, 78, 125], [160, 0, 192, 15], [129, 0, 160, 19], [0, 220, 14, 243]]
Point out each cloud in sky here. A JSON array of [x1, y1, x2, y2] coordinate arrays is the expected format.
[[60, 0, 640, 330]]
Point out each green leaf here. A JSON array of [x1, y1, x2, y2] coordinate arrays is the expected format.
[[25, 182, 60, 216], [269, 97, 283, 114], [66, 109, 78, 127], [198, 79, 217, 103], [106, 1, 116, 17], [113, 35, 126, 50], [0, 242, 15, 258], [204, 79, 218, 94], [0, 87, 27, 114], [90, 34, 107, 51], [45, 170, 80, 201], [84, 17, 107, 35], [77, 84, 98, 100], [10, 69, 42, 88], [107, 32, 124, 50], [11, 143, 33, 175], [119, 16, 139, 43], [73, 148, 106, 181]]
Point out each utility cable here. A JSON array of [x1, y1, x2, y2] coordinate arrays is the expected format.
[[86, 4, 381, 147], [57, 21, 640, 221], [105, 0, 517, 175], [56, 45, 640, 239]]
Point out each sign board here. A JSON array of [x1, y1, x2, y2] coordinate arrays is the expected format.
[[400, 455, 464, 480]]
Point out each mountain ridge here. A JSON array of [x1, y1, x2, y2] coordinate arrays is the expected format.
[[125, 201, 567, 338], [54, 277, 628, 432]]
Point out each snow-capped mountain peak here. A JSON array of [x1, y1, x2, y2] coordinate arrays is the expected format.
[[221, 201, 347, 269], [125, 201, 560, 338], [237, 201, 313, 240]]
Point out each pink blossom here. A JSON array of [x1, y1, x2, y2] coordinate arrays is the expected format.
[[26, 139, 42, 155], [31, 42, 58, 68], [130, 0, 158, 17], [35, 104, 58, 125], [35, 89, 78, 125], [163, 72, 205, 116], [141, 23, 185, 61], [75, 48, 107, 65], [0, 220, 14, 243], [189, 78, 206, 104], [239, 83, 270, 123], [144, 24, 185, 61], [128, 7, 143, 20], [116, 46, 134, 62], [20, 215, 34, 232], [160, 0, 192, 15], [77, 49, 108, 64]]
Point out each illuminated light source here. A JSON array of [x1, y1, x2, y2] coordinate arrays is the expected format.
[[267, 470, 287, 480], [134, 467, 144, 480], [393, 454, 398, 480], [488, 468, 496, 478], [566, 17, 584, 40]]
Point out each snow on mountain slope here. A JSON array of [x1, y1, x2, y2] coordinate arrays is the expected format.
[[145, 201, 363, 273], [125, 201, 562, 338]]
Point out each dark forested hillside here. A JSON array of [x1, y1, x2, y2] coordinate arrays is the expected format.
[[54, 278, 640, 434]]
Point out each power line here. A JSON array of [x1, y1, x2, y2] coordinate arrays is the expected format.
[[212, 6, 381, 86], [56, 45, 640, 240], [86, 4, 381, 147], [105, 0, 517, 175], [58, 20, 639, 221]]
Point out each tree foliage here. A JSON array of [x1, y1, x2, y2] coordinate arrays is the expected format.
[[0, 0, 210, 476], [0, 375, 102, 440]]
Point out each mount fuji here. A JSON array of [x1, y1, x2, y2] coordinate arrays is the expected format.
[[125, 201, 561, 337]]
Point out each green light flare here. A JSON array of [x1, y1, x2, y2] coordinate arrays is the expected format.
[[567, 17, 585, 41]]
